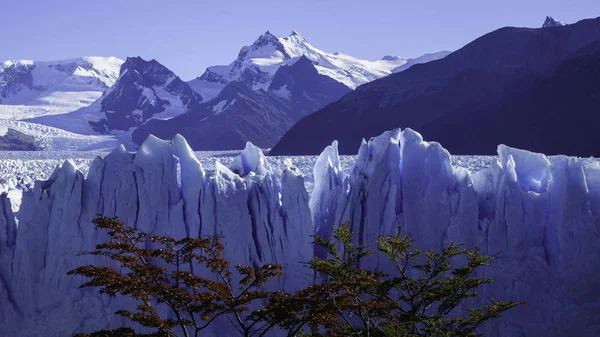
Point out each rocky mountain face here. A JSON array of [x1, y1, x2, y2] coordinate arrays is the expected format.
[[132, 56, 352, 149], [27, 57, 204, 135], [89, 57, 203, 132], [270, 17, 600, 156], [0, 61, 36, 104]]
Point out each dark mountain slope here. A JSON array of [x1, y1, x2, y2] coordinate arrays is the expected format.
[[132, 81, 298, 150], [132, 56, 351, 150], [270, 17, 600, 155]]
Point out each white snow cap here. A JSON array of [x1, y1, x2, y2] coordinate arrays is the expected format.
[[188, 30, 419, 99]]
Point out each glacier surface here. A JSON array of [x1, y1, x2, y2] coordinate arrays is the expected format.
[[0, 129, 599, 336]]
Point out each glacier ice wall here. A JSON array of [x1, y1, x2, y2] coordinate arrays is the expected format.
[[1, 129, 599, 337]]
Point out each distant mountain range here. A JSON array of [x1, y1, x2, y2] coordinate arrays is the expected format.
[[131, 55, 353, 149], [270, 16, 600, 157], [4, 16, 598, 156], [138, 32, 447, 149], [188, 30, 450, 101], [0, 31, 448, 150]]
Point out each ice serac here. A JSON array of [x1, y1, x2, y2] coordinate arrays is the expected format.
[[344, 130, 403, 269], [222, 143, 312, 290], [280, 158, 313, 278], [310, 140, 349, 258], [1, 129, 600, 337], [0, 193, 18, 324], [172, 134, 205, 238]]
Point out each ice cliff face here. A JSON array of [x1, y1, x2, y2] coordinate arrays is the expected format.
[[1, 129, 599, 337]]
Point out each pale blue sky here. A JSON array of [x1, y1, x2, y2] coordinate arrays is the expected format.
[[2, 0, 598, 80]]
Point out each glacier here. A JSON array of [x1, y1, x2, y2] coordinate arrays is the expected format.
[[0, 129, 599, 336]]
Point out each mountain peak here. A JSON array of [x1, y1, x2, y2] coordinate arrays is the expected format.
[[121, 56, 170, 75], [252, 31, 281, 48], [543, 16, 567, 28], [285, 30, 307, 43]]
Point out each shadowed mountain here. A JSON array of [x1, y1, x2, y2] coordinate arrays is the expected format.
[[270, 17, 600, 156], [132, 56, 352, 149]]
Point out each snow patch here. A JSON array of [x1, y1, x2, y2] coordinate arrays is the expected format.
[[212, 99, 236, 115], [271, 85, 291, 99]]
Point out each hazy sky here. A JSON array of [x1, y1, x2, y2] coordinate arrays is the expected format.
[[1, 0, 598, 80]]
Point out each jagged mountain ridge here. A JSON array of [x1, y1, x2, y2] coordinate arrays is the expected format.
[[90, 57, 203, 132], [270, 17, 600, 156], [187, 30, 447, 101], [132, 55, 352, 149], [132, 32, 448, 149], [4, 31, 449, 150], [27, 57, 204, 135]]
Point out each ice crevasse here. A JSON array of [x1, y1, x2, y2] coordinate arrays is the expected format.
[[0, 128, 599, 337]]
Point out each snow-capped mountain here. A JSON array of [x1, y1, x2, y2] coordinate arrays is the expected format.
[[132, 55, 351, 149], [9, 32, 448, 150], [188, 31, 414, 101], [542, 16, 567, 28], [0, 57, 123, 118], [28, 56, 203, 135]]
